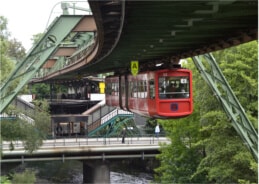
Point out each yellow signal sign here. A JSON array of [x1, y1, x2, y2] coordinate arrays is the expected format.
[[131, 61, 139, 76]]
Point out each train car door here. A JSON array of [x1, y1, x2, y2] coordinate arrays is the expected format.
[[120, 75, 126, 110], [148, 77, 156, 116]]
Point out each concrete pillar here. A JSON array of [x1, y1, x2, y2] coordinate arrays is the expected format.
[[83, 161, 110, 184]]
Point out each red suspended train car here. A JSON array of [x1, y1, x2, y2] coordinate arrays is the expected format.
[[105, 68, 193, 118]]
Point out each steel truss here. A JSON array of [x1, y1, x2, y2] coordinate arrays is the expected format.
[[0, 16, 84, 113], [192, 53, 258, 161]]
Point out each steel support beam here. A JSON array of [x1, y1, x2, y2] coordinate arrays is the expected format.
[[0, 15, 84, 113], [192, 53, 258, 161]]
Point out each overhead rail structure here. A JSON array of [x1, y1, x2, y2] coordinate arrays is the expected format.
[[0, 0, 257, 159], [34, 0, 257, 80], [1, 1, 257, 113], [0, 14, 97, 113]]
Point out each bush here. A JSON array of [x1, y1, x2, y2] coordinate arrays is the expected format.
[[11, 169, 36, 184]]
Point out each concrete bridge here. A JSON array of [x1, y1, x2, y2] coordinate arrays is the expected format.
[[1, 137, 169, 183], [1, 137, 169, 163]]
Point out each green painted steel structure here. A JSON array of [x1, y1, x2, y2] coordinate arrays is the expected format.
[[29, 0, 257, 81], [192, 53, 258, 161], [0, 15, 84, 113], [53, 0, 258, 79], [88, 114, 134, 137], [0, 0, 257, 160]]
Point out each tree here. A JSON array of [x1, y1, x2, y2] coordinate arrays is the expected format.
[[194, 41, 258, 183], [7, 38, 26, 62], [11, 169, 36, 184], [0, 16, 10, 39], [155, 41, 258, 183], [31, 33, 44, 45], [214, 41, 258, 125], [154, 109, 205, 183], [1, 16, 51, 154], [0, 16, 26, 92], [0, 16, 14, 84], [194, 110, 257, 183], [1, 100, 51, 153], [0, 49, 14, 84], [31, 83, 50, 99]]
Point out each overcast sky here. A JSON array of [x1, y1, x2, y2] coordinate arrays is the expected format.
[[0, 0, 89, 51]]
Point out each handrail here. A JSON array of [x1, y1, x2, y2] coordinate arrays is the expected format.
[[2, 136, 169, 151], [82, 99, 105, 115]]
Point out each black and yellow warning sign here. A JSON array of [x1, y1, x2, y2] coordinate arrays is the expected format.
[[131, 61, 139, 76]]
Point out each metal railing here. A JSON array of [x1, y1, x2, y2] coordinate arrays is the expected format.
[[2, 135, 169, 150]]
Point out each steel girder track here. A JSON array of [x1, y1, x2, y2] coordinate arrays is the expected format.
[[192, 53, 258, 161]]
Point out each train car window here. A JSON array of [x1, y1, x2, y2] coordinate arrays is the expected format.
[[121, 81, 125, 96], [138, 81, 141, 98], [143, 80, 147, 98], [129, 81, 136, 98], [138, 80, 147, 98], [129, 81, 132, 97], [159, 76, 190, 99], [106, 82, 112, 95], [138, 81, 142, 98], [112, 82, 119, 96], [149, 80, 155, 99], [115, 82, 119, 96], [111, 82, 115, 95], [132, 81, 138, 98]]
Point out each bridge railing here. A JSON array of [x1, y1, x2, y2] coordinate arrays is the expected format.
[[2, 136, 169, 150], [101, 109, 133, 124]]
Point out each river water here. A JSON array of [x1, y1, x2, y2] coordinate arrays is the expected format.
[[2, 159, 156, 183]]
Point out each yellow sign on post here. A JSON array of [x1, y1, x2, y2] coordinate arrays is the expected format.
[[131, 61, 139, 76], [99, 82, 105, 94]]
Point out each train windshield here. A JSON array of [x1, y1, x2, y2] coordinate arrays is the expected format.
[[158, 76, 190, 99]]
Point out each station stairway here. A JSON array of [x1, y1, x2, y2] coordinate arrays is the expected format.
[[82, 100, 135, 137], [2, 95, 135, 138], [12, 96, 35, 112], [0, 96, 35, 123]]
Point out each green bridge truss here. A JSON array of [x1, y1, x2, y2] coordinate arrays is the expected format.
[[192, 53, 258, 161], [0, 15, 86, 113]]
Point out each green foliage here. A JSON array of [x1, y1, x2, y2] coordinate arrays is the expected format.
[[0, 16, 10, 39], [31, 103, 51, 134], [1, 119, 25, 141], [155, 107, 205, 183], [0, 15, 26, 92], [1, 16, 31, 96], [0, 37, 15, 84], [214, 41, 258, 118], [0, 15, 50, 155], [11, 169, 36, 184], [31, 33, 44, 45], [194, 110, 257, 183], [0, 176, 12, 184], [145, 118, 158, 134], [31, 83, 50, 99], [7, 38, 26, 62], [1, 100, 51, 153], [155, 41, 258, 183]]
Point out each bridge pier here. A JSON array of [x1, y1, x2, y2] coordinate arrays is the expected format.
[[83, 161, 110, 184]]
